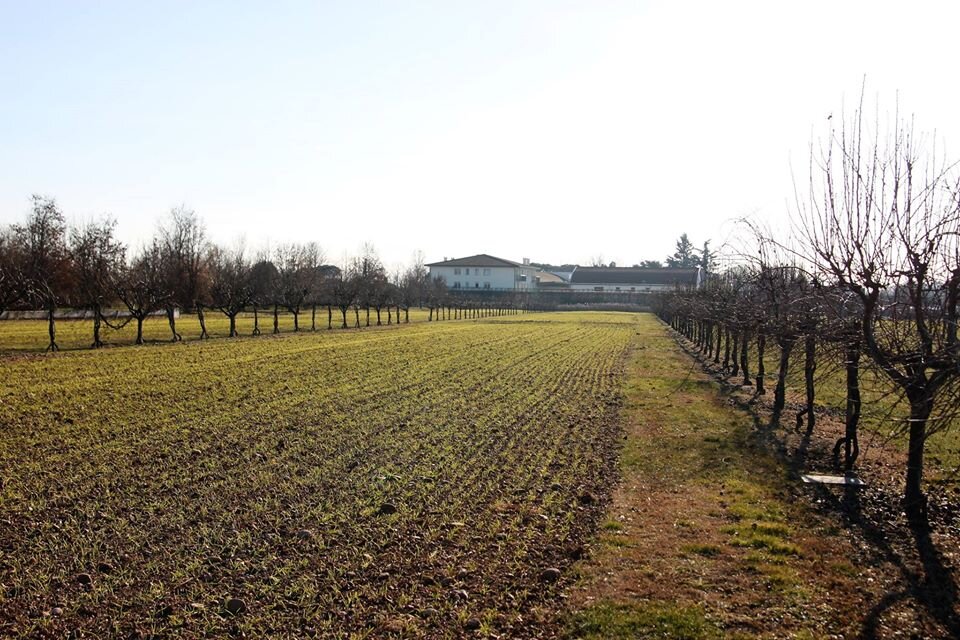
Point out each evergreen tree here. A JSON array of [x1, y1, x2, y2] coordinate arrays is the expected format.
[[666, 233, 698, 267]]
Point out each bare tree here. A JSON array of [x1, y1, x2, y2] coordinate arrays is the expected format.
[[69, 218, 126, 348], [0, 227, 26, 315], [332, 259, 359, 329], [209, 243, 252, 337], [159, 207, 210, 340], [248, 254, 278, 336], [13, 196, 71, 351], [116, 240, 169, 345], [798, 101, 960, 514]]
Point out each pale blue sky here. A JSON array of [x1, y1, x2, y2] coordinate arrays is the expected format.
[[1, 1, 958, 269]]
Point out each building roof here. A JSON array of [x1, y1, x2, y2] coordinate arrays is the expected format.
[[535, 270, 565, 284], [426, 254, 530, 268], [570, 267, 700, 285]]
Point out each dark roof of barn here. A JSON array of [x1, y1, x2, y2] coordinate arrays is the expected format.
[[570, 267, 700, 285], [426, 254, 529, 268]]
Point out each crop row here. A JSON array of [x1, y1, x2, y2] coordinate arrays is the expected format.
[[0, 311, 638, 638]]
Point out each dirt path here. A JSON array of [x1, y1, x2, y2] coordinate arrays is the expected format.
[[565, 315, 958, 638]]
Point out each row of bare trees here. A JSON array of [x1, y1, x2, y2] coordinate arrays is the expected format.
[[0, 201, 477, 349], [657, 102, 960, 520]]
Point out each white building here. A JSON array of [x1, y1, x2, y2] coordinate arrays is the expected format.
[[427, 254, 538, 291], [567, 267, 702, 292]]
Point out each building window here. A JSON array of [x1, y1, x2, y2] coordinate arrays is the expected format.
[[465, 268, 470, 275], [615, 287, 621, 291], [594, 286, 604, 291], [454, 268, 461, 275], [630, 287, 636, 291], [453, 282, 461, 288], [483, 282, 490, 289], [475, 282, 479, 288], [518, 274, 527, 282], [483, 268, 491, 276]]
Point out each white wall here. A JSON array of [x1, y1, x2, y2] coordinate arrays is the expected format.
[[429, 265, 537, 290]]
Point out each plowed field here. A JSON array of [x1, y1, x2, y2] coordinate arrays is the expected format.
[[0, 312, 637, 638]]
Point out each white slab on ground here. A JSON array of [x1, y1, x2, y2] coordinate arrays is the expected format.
[[801, 474, 865, 487]]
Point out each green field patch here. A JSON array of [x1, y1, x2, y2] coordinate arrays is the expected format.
[[682, 543, 723, 557], [0, 311, 639, 638], [571, 601, 721, 639]]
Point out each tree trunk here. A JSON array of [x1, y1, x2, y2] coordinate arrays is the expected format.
[[46, 303, 58, 352], [197, 304, 209, 339], [834, 339, 861, 471], [713, 323, 722, 363], [905, 393, 933, 518], [229, 313, 237, 337], [354, 306, 360, 328], [772, 337, 794, 416], [723, 326, 732, 370], [387, 307, 392, 325], [311, 304, 316, 331], [293, 309, 300, 332], [327, 305, 332, 330], [167, 306, 181, 341], [273, 304, 280, 334], [428, 307, 433, 321], [365, 307, 370, 327], [803, 333, 816, 433], [755, 333, 766, 394], [91, 306, 103, 349], [730, 330, 740, 376], [340, 307, 348, 329], [136, 315, 145, 345], [740, 331, 750, 385], [376, 307, 382, 325], [405, 308, 409, 323], [252, 306, 261, 335]]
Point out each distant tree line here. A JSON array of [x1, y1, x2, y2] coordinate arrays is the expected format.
[[583, 234, 715, 271], [0, 202, 529, 351], [655, 104, 960, 521]]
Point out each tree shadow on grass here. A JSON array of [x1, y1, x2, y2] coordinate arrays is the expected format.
[[674, 337, 960, 638]]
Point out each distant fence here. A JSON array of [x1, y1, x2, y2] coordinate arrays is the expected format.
[[444, 288, 656, 311]]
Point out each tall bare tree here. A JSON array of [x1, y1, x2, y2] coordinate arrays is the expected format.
[[13, 196, 71, 351], [798, 102, 960, 514], [159, 207, 210, 340]]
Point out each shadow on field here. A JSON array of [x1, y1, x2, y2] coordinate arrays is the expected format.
[[674, 335, 960, 639]]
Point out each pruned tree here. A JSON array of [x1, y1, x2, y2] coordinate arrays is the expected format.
[[427, 275, 447, 321], [209, 243, 252, 337], [159, 206, 210, 340], [332, 259, 359, 329], [273, 243, 319, 333], [13, 196, 71, 351], [352, 245, 385, 327], [69, 218, 126, 348], [248, 253, 278, 336], [798, 100, 960, 514], [116, 240, 169, 345]]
